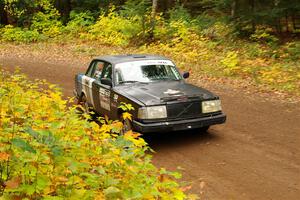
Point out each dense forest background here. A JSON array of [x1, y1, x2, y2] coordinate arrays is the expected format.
[[0, 0, 300, 95], [1, 0, 300, 40]]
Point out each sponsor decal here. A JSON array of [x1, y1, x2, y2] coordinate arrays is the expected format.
[[111, 102, 117, 108], [113, 94, 118, 102], [177, 95, 188, 102], [100, 87, 111, 111], [163, 89, 182, 95], [115, 60, 175, 67]]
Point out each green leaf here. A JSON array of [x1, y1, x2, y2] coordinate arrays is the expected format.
[[21, 184, 35, 195], [36, 176, 50, 191], [24, 127, 39, 138], [43, 196, 64, 200], [171, 171, 182, 179], [51, 145, 63, 157], [11, 138, 36, 153], [50, 121, 64, 129], [104, 176, 120, 188], [104, 186, 121, 199]]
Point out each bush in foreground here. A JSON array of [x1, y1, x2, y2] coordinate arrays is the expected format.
[[0, 70, 190, 199]]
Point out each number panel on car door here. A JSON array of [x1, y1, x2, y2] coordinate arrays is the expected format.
[[98, 62, 113, 117]]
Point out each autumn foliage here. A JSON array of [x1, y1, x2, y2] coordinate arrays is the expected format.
[[0, 70, 187, 199], [1, 6, 299, 96]]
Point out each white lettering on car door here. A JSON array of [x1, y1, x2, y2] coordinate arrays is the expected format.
[[82, 75, 95, 107], [88, 78, 95, 107], [99, 87, 111, 111]]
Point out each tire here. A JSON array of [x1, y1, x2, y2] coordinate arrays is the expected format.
[[198, 126, 210, 133], [122, 118, 133, 133], [78, 94, 90, 114]]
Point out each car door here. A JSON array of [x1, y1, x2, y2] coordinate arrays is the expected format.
[[94, 62, 114, 117], [91, 60, 105, 113], [82, 61, 97, 107]]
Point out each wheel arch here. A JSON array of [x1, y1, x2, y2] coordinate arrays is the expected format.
[[78, 91, 87, 102]]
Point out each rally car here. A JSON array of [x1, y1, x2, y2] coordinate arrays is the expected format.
[[74, 54, 226, 133]]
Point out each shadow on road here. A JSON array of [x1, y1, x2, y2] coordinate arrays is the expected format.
[[143, 129, 221, 151]]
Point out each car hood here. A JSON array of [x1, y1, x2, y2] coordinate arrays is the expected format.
[[115, 81, 218, 106]]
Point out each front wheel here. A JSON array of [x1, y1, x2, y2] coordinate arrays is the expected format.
[[122, 118, 133, 133], [77, 94, 90, 114], [198, 126, 210, 133]]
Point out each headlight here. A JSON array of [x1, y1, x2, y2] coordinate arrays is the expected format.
[[138, 106, 167, 119], [202, 100, 222, 113]]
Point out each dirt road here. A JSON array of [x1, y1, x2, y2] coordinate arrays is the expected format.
[[1, 57, 300, 200]]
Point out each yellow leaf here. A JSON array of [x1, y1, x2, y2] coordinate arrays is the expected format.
[[56, 176, 68, 182], [125, 130, 141, 139], [105, 115, 109, 123], [100, 124, 111, 133], [111, 121, 123, 132], [0, 152, 10, 161], [122, 112, 132, 121]]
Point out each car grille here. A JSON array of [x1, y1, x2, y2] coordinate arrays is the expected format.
[[167, 101, 201, 119]]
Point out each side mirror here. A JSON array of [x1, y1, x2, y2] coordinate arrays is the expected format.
[[182, 71, 190, 79], [101, 78, 112, 87]]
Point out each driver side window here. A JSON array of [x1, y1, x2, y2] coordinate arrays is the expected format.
[[101, 63, 112, 80], [86, 62, 96, 77], [92, 61, 104, 80]]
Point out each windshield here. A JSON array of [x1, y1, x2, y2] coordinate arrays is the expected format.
[[115, 60, 182, 84]]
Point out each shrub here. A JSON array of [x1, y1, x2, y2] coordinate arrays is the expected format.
[[120, 0, 152, 40], [64, 11, 95, 36], [153, 5, 196, 43], [201, 22, 233, 41], [221, 51, 240, 75], [31, 9, 63, 38], [167, 20, 192, 42], [167, 5, 192, 23], [87, 9, 142, 46], [0, 70, 188, 199], [194, 14, 217, 31], [0, 25, 40, 43], [282, 42, 300, 61], [250, 26, 279, 45]]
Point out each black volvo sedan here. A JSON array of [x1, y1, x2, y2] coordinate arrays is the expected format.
[[74, 54, 226, 133]]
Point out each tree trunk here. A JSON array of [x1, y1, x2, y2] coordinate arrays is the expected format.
[[149, 0, 158, 40], [249, 0, 255, 32], [0, 0, 8, 25], [55, 0, 71, 23], [291, 13, 300, 31], [275, 18, 282, 34], [159, 0, 175, 13], [285, 14, 289, 33], [231, 0, 237, 18]]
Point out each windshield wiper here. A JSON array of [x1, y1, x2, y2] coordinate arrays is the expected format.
[[119, 80, 148, 84], [151, 78, 180, 81]]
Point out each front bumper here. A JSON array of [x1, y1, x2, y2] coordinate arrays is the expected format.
[[132, 113, 226, 133]]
